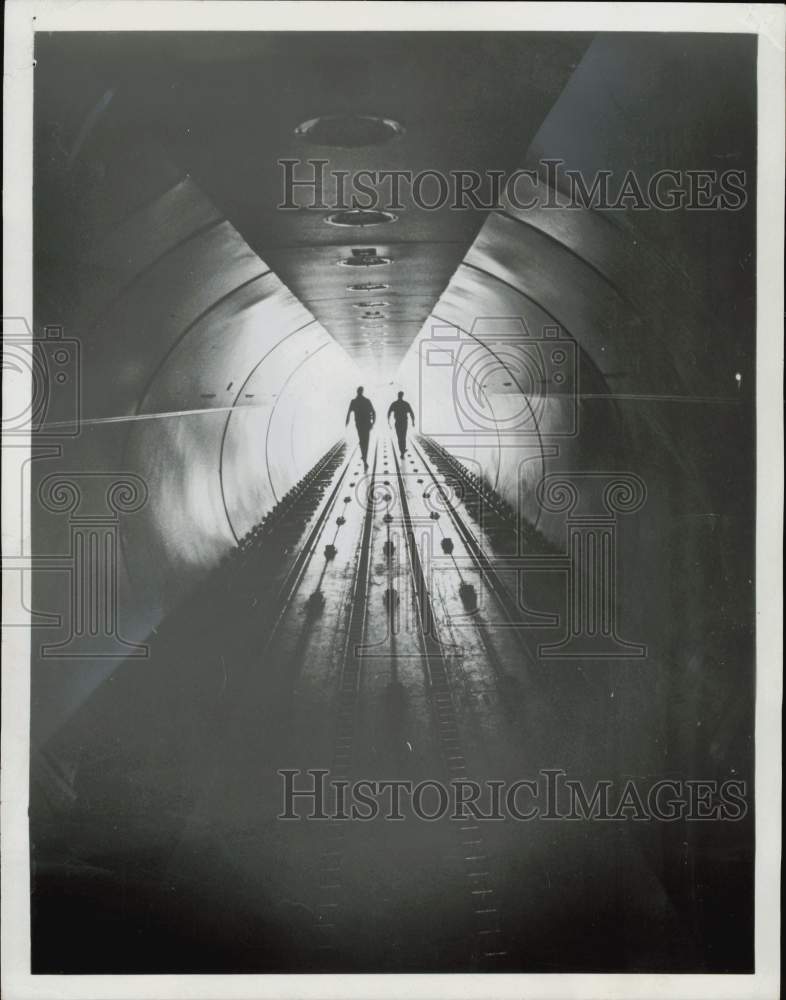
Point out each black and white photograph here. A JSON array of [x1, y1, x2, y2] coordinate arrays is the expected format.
[[2, 3, 783, 999]]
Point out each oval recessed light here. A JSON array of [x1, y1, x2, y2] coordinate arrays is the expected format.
[[294, 115, 405, 148], [326, 209, 398, 228], [347, 282, 390, 291], [351, 301, 389, 309], [337, 256, 392, 268]]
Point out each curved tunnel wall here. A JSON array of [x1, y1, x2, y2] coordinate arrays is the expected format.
[[32, 83, 361, 740], [118, 254, 360, 608], [398, 29, 754, 647], [51, 166, 360, 612], [392, 37, 755, 883]]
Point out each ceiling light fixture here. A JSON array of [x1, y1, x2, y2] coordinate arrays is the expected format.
[[347, 282, 390, 292], [326, 209, 398, 227], [294, 115, 405, 148], [337, 253, 392, 268]]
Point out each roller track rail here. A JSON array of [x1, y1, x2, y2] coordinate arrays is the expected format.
[[413, 435, 548, 663], [418, 435, 557, 557], [313, 443, 380, 959], [391, 440, 509, 968]]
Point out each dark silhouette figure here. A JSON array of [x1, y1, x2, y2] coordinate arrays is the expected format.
[[346, 386, 376, 470], [388, 391, 416, 459]]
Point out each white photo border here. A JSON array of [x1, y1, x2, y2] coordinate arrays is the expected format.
[[3, 3, 783, 998]]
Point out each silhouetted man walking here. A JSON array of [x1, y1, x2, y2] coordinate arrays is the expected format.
[[345, 386, 376, 470], [388, 391, 415, 460]]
